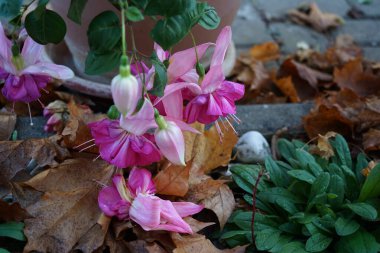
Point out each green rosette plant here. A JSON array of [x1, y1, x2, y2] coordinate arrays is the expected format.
[[221, 134, 380, 253]]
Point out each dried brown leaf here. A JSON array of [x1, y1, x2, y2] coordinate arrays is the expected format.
[[362, 161, 377, 177], [288, 3, 343, 32], [0, 136, 70, 197], [0, 111, 16, 141], [334, 58, 380, 97], [273, 76, 301, 103], [249, 42, 280, 62], [309, 131, 337, 159], [183, 217, 215, 233], [363, 128, 380, 152], [171, 233, 246, 253], [154, 163, 191, 197], [0, 199, 29, 222], [12, 159, 114, 253]]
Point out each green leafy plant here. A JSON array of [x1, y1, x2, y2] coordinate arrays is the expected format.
[[221, 134, 380, 253], [0, 222, 26, 253]]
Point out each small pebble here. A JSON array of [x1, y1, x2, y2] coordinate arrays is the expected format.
[[235, 131, 272, 164]]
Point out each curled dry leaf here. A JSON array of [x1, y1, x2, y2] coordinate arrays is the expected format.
[[62, 100, 106, 153], [249, 42, 280, 62], [273, 76, 301, 103], [362, 161, 377, 177], [363, 128, 380, 152], [309, 131, 337, 159], [171, 233, 247, 253], [334, 58, 380, 97], [186, 178, 235, 229], [0, 136, 70, 197], [126, 240, 167, 253], [0, 199, 29, 222], [183, 217, 215, 233], [278, 59, 332, 101], [0, 111, 16, 141], [154, 163, 191, 197], [288, 3, 344, 32], [12, 158, 114, 253]]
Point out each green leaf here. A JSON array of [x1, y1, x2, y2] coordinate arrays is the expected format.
[[151, 14, 192, 50], [25, 9, 66, 44], [126, 6, 144, 22], [85, 50, 121, 75], [259, 187, 301, 213], [332, 134, 352, 169], [279, 242, 308, 253], [269, 235, 293, 252], [67, 0, 87, 24], [277, 139, 296, 162], [130, 0, 149, 9], [255, 228, 281, 251], [148, 51, 168, 97], [265, 157, 291, 187], [0, 222, 26, 241], [359, 164, 380, 201], [230, 164, 266, 194], [220, 230, 250, 240], [335, 217, 360, 236], [355, 153, 368, 183], [346, 203, 377, 220], [231, 211, 252, 231], [198, 4, 220, 30], [0, 248, 10, 253], [328, 174, 345, 207], [305, 233, 333, 252], [310, 172, 330, 198], [87, 11, 121, 51], [144, 0, 196, 17], [0, 0, 22, 19], [336, 229, 380, 253], [287, 170, 316, 184]]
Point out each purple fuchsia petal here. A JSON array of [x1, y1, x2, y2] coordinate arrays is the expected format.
[[127, 167, 156, 196], [210, 26, 232, 68], [22, 62, 74, 80], [98, 185, 126, 217], [128, 134, 162, 167]]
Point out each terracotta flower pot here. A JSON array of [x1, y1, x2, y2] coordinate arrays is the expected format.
[[48, 0, 241, 98]]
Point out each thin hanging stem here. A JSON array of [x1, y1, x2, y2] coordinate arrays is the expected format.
[[119, 0, 127, 58], [189, 31, 199, 63]]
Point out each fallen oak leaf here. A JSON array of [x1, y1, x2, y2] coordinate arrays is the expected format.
[[0, 136, 70, 197], [154, 163, 191, 197], [333, 58, 380, 97], [171, 233, 247, 253], [126, 240, 167, 253], [0, 111, 16, 141], [249, 42, 280, 62], [12, 158, 114, 253], [288, 3, 344, 32]]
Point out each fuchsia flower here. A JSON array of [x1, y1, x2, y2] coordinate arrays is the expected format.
[[158, 26, 245, 133], [0, 23, 73, 104], [111, 72, 140, 116], [99, 168, 203, 233], [89, 99, 161, 168]]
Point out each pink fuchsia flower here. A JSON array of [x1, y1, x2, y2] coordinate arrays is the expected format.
[[157, 26, 245, 134], [111, 71, 141, 117], [88, 99, 161, 168], [154, 114, 186, 166], [98, 168, 203, 233], [43, 100, 68, 132], [0, 23, 74, 104]]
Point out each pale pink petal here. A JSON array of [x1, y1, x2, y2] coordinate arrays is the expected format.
[[130, 194, 161, 230], [210, 26, 232, 68], [166, 118, 201, 134], [0, 23, 14, 73], [128, 167, 156, 196], [154, 43, 169, 62], [22, 62, 74, 80], [179, 69, 199, 83], [155, 121, 185, 166], [119, 99, 157, 136], [162, 90, 183, 120], [158, 199, 193, 234], [168, 43, 213, 82], [154, 82, 201, 106], [21, 36, 43, 66], [201, 65, 224, 93], [172, 202, 204, 217]]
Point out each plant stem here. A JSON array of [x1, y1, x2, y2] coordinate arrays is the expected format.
[[189, 31, 199, 63], [251, 168, 264, 248]]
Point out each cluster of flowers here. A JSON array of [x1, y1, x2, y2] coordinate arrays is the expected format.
[[0, 23, 244, 234]]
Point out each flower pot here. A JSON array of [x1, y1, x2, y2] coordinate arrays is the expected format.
[[48, 0, 241, 98]]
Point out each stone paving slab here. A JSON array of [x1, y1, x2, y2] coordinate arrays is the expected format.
[[346, 0, 380, 18], [252, 0, 351, 21], [336, 20, 380, 46], [363, 47, 380, 62], [270, 23, 329, 54], [232, 0, 273, 46]]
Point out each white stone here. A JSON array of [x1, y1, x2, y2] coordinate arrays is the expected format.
[[235, 131, 271, 164]]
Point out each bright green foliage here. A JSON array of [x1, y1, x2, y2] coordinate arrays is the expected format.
[[221, 135, 380, 253], [0, 221, 26, 253]]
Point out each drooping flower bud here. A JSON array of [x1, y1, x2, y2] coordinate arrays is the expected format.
[[111, 71, 140, 117], [154, 114, 185, 166]]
